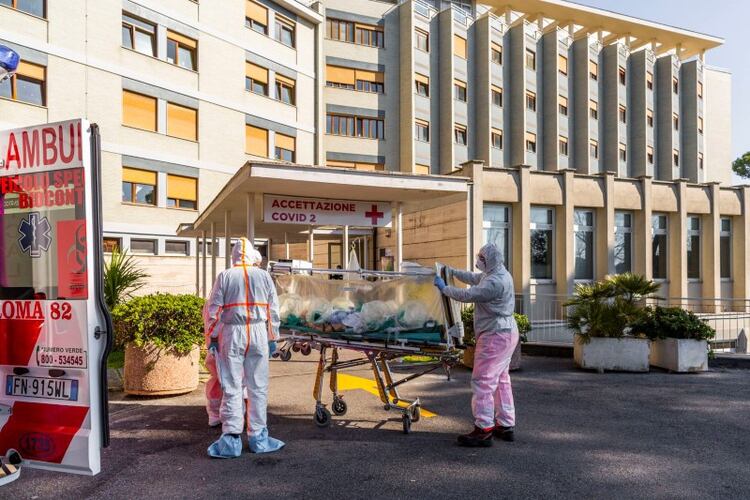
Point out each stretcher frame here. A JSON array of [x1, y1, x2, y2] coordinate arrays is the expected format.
[[272, 266, 463, 434]]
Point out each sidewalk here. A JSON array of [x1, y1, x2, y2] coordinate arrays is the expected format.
[[4, 356, 750, 499]]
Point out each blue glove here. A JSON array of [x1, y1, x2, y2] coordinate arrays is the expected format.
[[268, 341, 277, 359], [208, 337, 219, 354], [434, 275, 447, 291]]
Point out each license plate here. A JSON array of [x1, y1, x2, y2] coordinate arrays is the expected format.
[[5, 375, 79, 401]]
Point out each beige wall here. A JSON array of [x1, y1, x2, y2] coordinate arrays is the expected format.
[[704, 67, 733, 185]]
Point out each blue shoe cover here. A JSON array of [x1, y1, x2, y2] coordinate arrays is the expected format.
[[248, 428, 285, 453], [207, 434, 242, 458]]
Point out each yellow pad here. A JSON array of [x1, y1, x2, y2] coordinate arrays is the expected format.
[[337, 373, 437, 418]]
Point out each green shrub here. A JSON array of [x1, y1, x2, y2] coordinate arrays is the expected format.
[[104, 249, 149, 310], [631, 306, 715, 341], [461, 305, 531, 345], [112, 294, 205, 355]]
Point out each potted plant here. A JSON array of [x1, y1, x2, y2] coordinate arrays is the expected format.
[[113, 293, 205, 396], [632, 306, 714, 372], [460, 305, 530, 371], [567, 274, 659, 373]]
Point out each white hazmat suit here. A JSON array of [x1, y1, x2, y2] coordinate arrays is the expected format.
[[205, 238, 284, 458]]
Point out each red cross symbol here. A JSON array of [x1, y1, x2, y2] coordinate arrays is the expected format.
[[365, 204, 384, 225]]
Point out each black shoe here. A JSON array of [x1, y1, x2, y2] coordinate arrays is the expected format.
[[457, 426, 494, 447], [493, 425, 515, 442]]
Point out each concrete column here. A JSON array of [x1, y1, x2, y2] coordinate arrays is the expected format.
[[284, 232, 290, 259], [201, 230, 207, 298], [312, 1, 325, 165], [195, 235, 200, 296], [308, 227, 314, 263], [474, 16, 492, 166], [596, 172, 616, 279], [634, 176, 653, 280], [392, 202, 403, 272], [246, 193, 256, 244], [438, 9, 455, 173], [513, 165, 531, 311], [210, 221, 217, 286], [398, 0, 415, 173], [224, 210, 232, 270], [157, 100, 167, 134], [556, 169, 576, 298], [156, 24, 167, 60], [462, 160, 485, 269], [668, 180, 688, 302], [702, 182, 721, 311], [343, 225, 349, 268], [157, 172, 168, 207], [733, 186, 750, 312]]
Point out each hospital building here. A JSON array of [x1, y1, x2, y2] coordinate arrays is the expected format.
[[1, 0, 748, 325]]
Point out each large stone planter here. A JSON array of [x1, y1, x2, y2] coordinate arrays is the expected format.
[[462, 345, 475, 368], [650, 338, 708, 372], [573, 334, 650, 373], [124, 342, 200, 396]]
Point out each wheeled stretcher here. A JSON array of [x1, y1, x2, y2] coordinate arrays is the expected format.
[[271, 264, 463, 433]]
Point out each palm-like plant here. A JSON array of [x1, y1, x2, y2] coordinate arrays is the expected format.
[[103, 248, 149, 310]]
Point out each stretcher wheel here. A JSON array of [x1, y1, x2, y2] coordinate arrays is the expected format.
[[280, 349, 292, 362], [411, 406, 421, 423], [300, 343, 312, 356], [314, 407, 332, 427], [402, 414, 412, 434], [292, 343, 301, 352], [332, 397, 347, 416]]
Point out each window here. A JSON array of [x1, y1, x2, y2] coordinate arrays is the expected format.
[[525, 132, 537, 153], [356, 24, 384, 48], [130, 239, 157, 255], [698, 116, 704, 134], [415, 28, 429, 52], [415, 73, 429, 97], [454, 80, 467, 102], [245, 0, 268, 34], [673, 77, 679, 94], [647, 145, 654, 164], [526, 91, 536, 111], [274, 133, 295, 162], [699, 152, 704, 170], [326, 65, 355, 90], [574, 209, 594, 280], [491, 43, 502, 65], [720, 218, 731, 279], [122, 90, 157, 131], [483, 204, 511, 269], [526, 49, 536, 70], [559, 136, 568, 156], [646, 71, 654, 90], [619, 143, 627, 162], [491, 129, 503, 149], [454, 125, 467, 145], [652, 214, 668, 280], [328, 161, 384, 171], [167, 31, 197, 71], [122, 13, 156, 56], [325, 114, 385, 139], [103, 237, 121, 253], [673, 150, 679, 167], [614, 212, 632, 274], [590, 100, 598, 120], [454, 35, 467, 59], [559, 95, 568, 115], [698, 81, 704, 99], [0, 61, 45, 106], [492, 86, 503, 107], [246, 62, 268, 95], [326, 114, 355, 136], [619, 105, 627, 123], [673, 113, 679, 131], [246, 125, 268, 157], [197, 240, 216, 256], [165, 240, 190, 256], [687, 216, 701, 280], [415, 119, 429, 142], [275, 15, 295, 47], [166, 102, 198, 141], [1, 0, 44, 17], [589, 60, 598, 81], [358, 117, 385, 139], [356, 71, 384, 94], [619, 66, 626, 85], [558, 54, 568, 75], [590, 139, 599, 159], [647, 109, 654, 127], [275, 74, 296, 104], [122, 167, 156, 206], [167, 174, 198, 210], [326, 19, 354, 43], [530, 207, 553, 280]]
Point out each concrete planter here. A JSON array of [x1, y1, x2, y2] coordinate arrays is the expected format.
[[574, 334, 650, 373], [650, 338, 708, 373], [124, 342, 200, 396], [461, 341, 522, 371], [462, 345, 475, 368]]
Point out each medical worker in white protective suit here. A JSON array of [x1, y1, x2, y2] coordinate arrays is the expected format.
[[205, 238, 285, 458], [434, 243, 518, 447]]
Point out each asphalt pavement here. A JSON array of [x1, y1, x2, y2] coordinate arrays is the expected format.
[[3, 354, 750, 499]]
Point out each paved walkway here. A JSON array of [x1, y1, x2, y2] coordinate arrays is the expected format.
[[4, 356, 749, 499]]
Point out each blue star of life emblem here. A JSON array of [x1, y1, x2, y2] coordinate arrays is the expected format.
[[18, 212, 52, 258]]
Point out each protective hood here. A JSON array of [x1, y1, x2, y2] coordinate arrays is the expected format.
[[232, 237, 263, 266], [478, 243, 503, 274]]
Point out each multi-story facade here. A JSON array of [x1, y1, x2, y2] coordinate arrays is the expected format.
[[1, 0, 746, 310]]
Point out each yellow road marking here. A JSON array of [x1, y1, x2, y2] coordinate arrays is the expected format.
[[337, 373, 437, 418]]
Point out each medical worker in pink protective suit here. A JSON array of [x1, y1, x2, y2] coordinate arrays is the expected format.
[[205, 238, 284, 458], [434, 243, 518, 447]]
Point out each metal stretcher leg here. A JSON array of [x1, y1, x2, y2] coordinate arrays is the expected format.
[[368, 352, 392, 410], [379, 356, 401, 404], [329, 348, 347, 416], [313, 346, 332, 427]]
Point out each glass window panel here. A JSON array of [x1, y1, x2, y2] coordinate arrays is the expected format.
[[122, 182, 133, 202], [18, 0, 44, 17], [530, 207, 552, 225], [484, 204, 509, 223], [652, 215, 667, 230], [615, 212, 631, 228], [135, 183, 155, 205], [122, 25, 133, 49], [167, 40, 177, 64], [720, 235, 731, 279], [484, 226, 509, 269], [134, 30, 155, 55], [614, 232, 632, 274], [178, 46, 194, 70], [130, 239, 156, 254], [16, 77, 44, 105], [0, 78, 11, 99], [574, 210, 593, 227], [652, 234, 667, 280], [721, 218, 731, 233], [530, 229, 552, 279], [575, 229, 594, 280], [165, 240, 189, 255], [687, 234, 700, 279]]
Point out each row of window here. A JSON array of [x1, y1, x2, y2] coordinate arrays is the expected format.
[[486, 205, 732, 282], [325, 114, 385, 140], [245, 125, 295, 162], [121, 167, 198, 210], [326, 18, 383, 48], [103, 237, 192, 256], [122, 13, 198, 71], [0, 60, 45, 106], [245, 0, 296, 47], [325, 65, 384, 94], [122, 90, 198, 141], [246, 62, 296, 105]]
